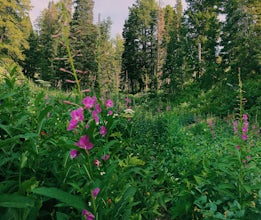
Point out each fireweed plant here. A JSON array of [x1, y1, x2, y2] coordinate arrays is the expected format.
[[65, 95, 119, 219], [228, 73, 261, 217], [44, 4, 138, 219], [64, 95, 136, 219]]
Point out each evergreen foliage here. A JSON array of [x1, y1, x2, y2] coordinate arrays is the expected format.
[[121, 0, 159, 93], [70, 0, 98, 91], [0, 0, 31, 61], [0, 0, 260, 116]]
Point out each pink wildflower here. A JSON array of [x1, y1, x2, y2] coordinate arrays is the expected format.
[[235, 145, 240, 150], [242, 134, 248, 141], [242, 114, 248, 121], [102, 154, 110, 161], [67, 107, 84, 130], [92, 111, 99, 124], [83, 96, 96, 109], [242, 127, 248, 133], [75, 135, 93, 150], [108, 110, 113, 116], [125, 97, 131, 107], [94, 159, 101, 166], [70, 149, 79, 159], [99, 126, 107, 137], [91, 188, 100, 199], [82, 209, 95, 220], [95, 104, 102, 114], [67, 120, 78, 130], [105, 99, 114, 108], [242, 114, 249, 141], [233, 120, 238, 135]]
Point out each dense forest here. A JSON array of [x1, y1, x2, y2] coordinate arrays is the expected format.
[[0, 0, 260, 116]]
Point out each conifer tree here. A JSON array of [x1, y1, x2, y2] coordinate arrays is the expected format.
[[97, 17, 114, 95], [122, 0, 158, 93], [162, 1, 188, 94], [184, 0, 221, 89], [37, 1, 60, 84], [0, 0, 31, 61], [220, 0, 261, 82], [70, 0, 98, 91], [20, 30, 40, 79]]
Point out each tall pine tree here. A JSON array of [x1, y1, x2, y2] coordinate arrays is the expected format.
[[184, 0, 221, 89], [122, 0, 159, 93], [36, 1, 60, 85], [70, 0, 98, 91], [0, 0, 31, 62], [220, 0, 261, 82]]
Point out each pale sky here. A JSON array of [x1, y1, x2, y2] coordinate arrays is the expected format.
[[29, 0, 186, 37]]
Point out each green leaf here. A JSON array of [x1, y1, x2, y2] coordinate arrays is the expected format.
[[0, 194, 35, 208], [20, 151, 28, 169], [56, 212, 70, 220], [19, 177, 39, 195], [194, 195, 207, 208], [127, 155, 145, 166], [34, 91, 45, 107], [38, 106, 52, 123], [0, 133, 38, 148], [243, 184, 252, 193], [32, 187, 86, 210], [0, 124, 12, 137], [9, 66, 18, 77], [114, 185, 137, 217], [194, 175, 207, 186]]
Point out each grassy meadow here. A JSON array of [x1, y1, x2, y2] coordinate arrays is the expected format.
[[0, 66, 260, 220]]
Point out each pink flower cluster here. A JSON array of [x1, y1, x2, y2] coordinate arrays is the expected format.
[[82, 209, 95, 220], [233, 120, 238, 135], [125, 97, 132, 108], [66, 96, 114, 218], [67, 107, 84, 131], [242, 155, 251, 167], [93, 154, 110, 167], [67, 96, 114, 159], [233, 114, 250, 141], [81, 185, 100, 219], [242, 114, 248, 141], [92, 187, 100, 199]]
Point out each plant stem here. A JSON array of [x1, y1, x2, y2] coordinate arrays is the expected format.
[[238, 69, 243, 122], [59, 2, 82, 98], [65, 38, 82, 98]]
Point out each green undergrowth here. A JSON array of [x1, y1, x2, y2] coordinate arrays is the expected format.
[[0, 67, 260, 219]]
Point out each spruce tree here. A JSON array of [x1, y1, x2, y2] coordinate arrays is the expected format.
[[122, 0, 158, 93], [184, 0, 221, 89], [70, 0, 98, 91], [220, 0, 261, 82], [36, 1, 60, 85], [20, 30, 40, 79], [0, 0, 31, 61]]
